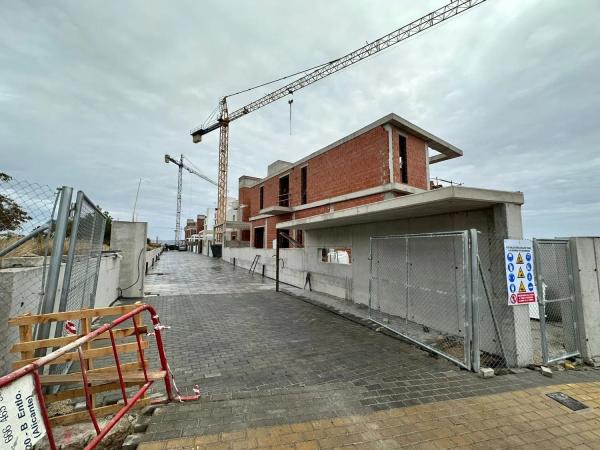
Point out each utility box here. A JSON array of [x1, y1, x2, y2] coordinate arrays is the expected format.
[[110, 221, 147, 299]]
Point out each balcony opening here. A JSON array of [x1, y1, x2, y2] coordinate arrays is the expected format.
[[399, 134, 408, 184], [254, 227, 264, 248], [300, 166, 307, 205], [259, 186, 264, 210], [279, 175, 289, 207]]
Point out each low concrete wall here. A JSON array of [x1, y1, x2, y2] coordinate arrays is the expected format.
[[145, 247, 162, 274], [94, 253, 122, 309]]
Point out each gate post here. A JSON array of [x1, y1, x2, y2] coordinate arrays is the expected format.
[[469, 229, 480, 372], [36, 186, 72, 342]]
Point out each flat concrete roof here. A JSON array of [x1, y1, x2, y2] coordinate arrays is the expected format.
[[276, 186, 524, 230], [244, 113, 464, 186]]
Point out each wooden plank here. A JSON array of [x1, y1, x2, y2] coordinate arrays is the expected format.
[[39, 362, 151, 386], [45, 381, 140, 403], [10, 326, 148, 353], [81, 317, 95, 409], [18, 317, 33, 361], [40, 370, 166, 385], [12, 341, 148, 369], [49, 397, 151, 427], [9, 304, 143, 326]]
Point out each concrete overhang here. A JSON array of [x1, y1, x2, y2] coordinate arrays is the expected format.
[[259, 205, 293, 216], [276, 186, 524, 230], [225, 220, 251, 230]]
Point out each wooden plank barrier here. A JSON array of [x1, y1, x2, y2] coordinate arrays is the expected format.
[[8, 302, 154, 426]]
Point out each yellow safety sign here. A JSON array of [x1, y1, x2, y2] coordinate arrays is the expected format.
[[519, 281, 526, 293], [516, 253, 524, 264], [518, 267, 525, 278]]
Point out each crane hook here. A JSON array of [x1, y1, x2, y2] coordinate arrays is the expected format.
[[288, 97, 294, 135]]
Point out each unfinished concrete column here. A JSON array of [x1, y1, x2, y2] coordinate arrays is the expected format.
[[570, 237, 600, 361], [110, 221, 147, 299], [485, 203, 533, 366]]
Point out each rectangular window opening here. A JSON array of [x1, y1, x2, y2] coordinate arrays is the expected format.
[[279, 175, 289, 207], [296, 230, 304, 246], [300, 166, 308, 205], [399, 135, 408, 184], [259, 186, 264, 210], [319, 247, 352, 265]]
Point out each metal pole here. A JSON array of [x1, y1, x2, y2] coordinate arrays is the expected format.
[[275, 231, 280, 292], [36, 187, 72, 342], [0, 221, 51, 257], [469, 229, 480, 372], [56, 192, 84, 318]]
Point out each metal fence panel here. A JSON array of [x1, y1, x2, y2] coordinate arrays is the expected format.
[[57, 192, 106, 334], [534, 239, 580, 364], [369, 231, 471, 369]]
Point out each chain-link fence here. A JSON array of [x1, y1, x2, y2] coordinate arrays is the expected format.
[[0, 174, 59, 373], [368, 232, 472, 370], [56, 192, 106, 334], [534, 239, 580, 364], [1, 176, 108, 374]]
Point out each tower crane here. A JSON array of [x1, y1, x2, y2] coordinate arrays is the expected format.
[[164, 153, 217, 245], [190, 0, 488, 244]]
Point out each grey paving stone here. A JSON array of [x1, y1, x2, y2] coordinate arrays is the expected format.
[[134, 251, 600, 441]]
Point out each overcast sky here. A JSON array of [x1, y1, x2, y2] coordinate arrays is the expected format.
[[1, 0, 598, 240]]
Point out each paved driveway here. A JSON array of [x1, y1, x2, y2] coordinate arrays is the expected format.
[[137, 251, 600, 446]]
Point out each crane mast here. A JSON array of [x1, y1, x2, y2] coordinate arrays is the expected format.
[[165, 153, 217, 246], [191, 0, 488, 243]]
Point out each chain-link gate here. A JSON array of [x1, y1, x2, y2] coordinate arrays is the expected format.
[[533, 239, 580, 364], [55, 191, 107, 337], [368, 231, 473, 370]]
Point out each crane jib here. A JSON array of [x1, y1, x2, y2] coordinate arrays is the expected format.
[[190, 0, 488, 138]]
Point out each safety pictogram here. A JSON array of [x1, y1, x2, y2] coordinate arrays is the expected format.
[[504, 240, 538, 305]]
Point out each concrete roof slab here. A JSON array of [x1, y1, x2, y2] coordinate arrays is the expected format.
[[276, 186, 524, 230]]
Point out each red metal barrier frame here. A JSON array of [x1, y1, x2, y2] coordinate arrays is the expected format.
[[0, 304, 199, 450]]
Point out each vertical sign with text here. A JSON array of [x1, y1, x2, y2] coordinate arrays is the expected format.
[[0, 375, 46, 449], [504, 239, 538, 306]]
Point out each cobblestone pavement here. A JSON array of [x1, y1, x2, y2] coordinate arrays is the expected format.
[[138, 251, 600, 448]]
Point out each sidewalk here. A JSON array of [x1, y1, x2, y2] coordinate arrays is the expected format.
[[140, 381, 600, 449]]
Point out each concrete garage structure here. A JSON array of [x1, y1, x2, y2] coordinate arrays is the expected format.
[[223, 113, 534, 368]]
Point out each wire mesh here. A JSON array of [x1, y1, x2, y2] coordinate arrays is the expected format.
[[60, 192, 107, 324], [476, 234, 536, 370], [0, 174, 58, 374], [535, 239, 580, 364], [368, 232, 470, 369]]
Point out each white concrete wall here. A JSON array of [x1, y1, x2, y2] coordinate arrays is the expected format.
[[145, 247, 162, 273], [93, 253, 122, 309], [571, 237, 600, 361]]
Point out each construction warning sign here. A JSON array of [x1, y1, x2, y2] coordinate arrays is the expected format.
[[504, 239, 537, 306], [0, 374, 46, 449]]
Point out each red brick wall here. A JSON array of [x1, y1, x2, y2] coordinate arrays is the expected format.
[[392, 130, 428, 190], [243, 123, 432, 248], [195, 217, 205, 233], [238, 187, 253, 222], [334, 193, 385, 211]]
